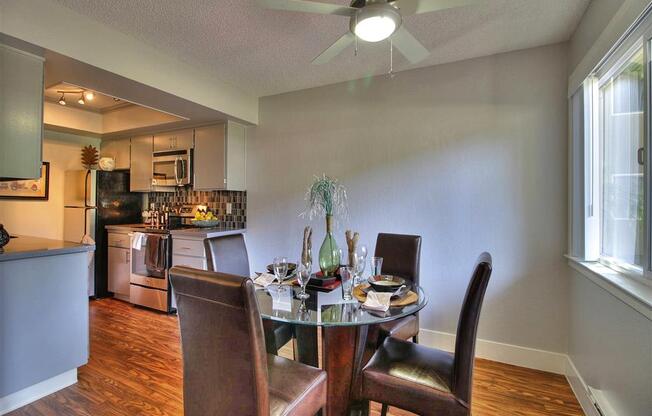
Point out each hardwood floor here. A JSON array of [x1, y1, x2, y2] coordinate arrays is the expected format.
[[9, 298, 583, 416]]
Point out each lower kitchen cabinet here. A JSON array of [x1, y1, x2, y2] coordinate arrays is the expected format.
[[108, 243, 131, 301], [172, 254, 207, 270], [172, 237, 208, 270]]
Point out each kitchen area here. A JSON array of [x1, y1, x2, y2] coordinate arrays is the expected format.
[[0, 33, 248, 414], [77, 122, 247, 313]]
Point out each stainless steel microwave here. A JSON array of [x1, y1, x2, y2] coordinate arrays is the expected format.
[[152, 149, 192, 187]]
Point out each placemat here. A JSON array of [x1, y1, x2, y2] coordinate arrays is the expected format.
[[353, 283, 418, 307]]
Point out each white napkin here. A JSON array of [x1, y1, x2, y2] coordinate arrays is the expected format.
[[132, 232, 145, 250], [363, 291, 392, 312], [253, 272, 278, 287], [267, 284, 292, 312]]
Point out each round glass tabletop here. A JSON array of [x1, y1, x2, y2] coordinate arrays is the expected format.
[[255, 284, 427, 327]]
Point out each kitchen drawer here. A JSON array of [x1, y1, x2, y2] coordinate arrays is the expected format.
[[172, 254, 207, 270], [108, 232, 130, 248], [172, 238, 206, 257]]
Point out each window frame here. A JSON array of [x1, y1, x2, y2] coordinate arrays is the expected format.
[[586, 35, 652, 283]]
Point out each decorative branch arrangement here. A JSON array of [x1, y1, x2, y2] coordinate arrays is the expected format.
[[301, 174, 348, 276], [301, 174, 348, 222], [81, 145, 99, 170], [345, 230, 360, 267], [302, 226, 313, 266]]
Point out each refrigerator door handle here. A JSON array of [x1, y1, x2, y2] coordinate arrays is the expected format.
[[84, 170, 91, 208]]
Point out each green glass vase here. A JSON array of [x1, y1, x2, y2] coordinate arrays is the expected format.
[[319, 215, 340, 276]]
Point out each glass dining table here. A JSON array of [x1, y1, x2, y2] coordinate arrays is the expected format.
[[255, 284, 427, 416]]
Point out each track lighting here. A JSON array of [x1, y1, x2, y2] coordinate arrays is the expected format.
[[56, 89, 95, 106]]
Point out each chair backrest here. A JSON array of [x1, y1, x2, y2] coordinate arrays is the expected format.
[[451, 252, 493, 407], [169, 266, 269, 416], [204, 234, 250, 276], [374, 233, 422, 285]]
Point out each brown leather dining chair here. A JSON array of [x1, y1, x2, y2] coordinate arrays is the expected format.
[[360, 252, 492, 416], [374, 233, 422, 343], [170, 266, 327, 416], [204, 234, 294, 355]]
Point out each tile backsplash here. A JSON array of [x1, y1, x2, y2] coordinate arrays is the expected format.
[[147, 189, 246, 229]]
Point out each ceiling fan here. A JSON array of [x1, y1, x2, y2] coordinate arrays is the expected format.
[[257, 0, 481, 65]]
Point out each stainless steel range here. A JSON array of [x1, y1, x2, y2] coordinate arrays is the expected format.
[[129, 228, 173, 312]]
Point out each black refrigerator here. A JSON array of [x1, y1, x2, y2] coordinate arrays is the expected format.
[[64, 170, 142, 298]]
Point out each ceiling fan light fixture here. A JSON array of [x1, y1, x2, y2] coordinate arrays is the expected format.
[[58, 93, 66, 106], [352, 4, 401, 43]]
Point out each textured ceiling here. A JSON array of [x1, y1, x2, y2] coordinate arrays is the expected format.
[[53, 0, 590, 97]]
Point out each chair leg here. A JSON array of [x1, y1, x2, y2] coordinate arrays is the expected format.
[[381, 403, 389, 416]]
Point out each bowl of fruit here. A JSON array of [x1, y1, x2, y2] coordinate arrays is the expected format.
[[191, 210, 220, 228]]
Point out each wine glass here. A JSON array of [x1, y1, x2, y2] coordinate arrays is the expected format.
[[296, 260, 311, 300], [273, 256, 288, 282]]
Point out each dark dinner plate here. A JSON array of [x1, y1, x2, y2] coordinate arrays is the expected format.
[[266, 263, 297, 274], [368, 275, 406, 292]]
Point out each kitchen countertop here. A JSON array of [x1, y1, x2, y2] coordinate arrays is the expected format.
[[170, 227, 246, 239], [105, 224, 246, 239], [0, 235, 95, 262]]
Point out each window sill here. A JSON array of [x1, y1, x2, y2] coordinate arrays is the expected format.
[[566, 256, 652, 320]]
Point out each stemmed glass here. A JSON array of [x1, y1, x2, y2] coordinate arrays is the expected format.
[[296, 260, 311, 300], [273, 256, 288, 282]]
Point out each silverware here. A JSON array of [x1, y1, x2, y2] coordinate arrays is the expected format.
[[391, 285, 409, 299]]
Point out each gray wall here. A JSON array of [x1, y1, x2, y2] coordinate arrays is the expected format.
[[568, 270, 652, 416], [247, 43, 570, 353], [568, 0, 625, 72]]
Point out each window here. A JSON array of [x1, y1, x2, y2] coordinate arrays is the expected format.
[[598, 47, 645, 270], [569, 6, 652, 284]]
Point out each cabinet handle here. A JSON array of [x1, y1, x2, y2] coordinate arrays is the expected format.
[[126, 251, 130, 263]]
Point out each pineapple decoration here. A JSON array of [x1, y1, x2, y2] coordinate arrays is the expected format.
[[81, 145, 99, 170]]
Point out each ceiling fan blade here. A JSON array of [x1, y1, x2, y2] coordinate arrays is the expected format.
[[391, 26, 429, 64], [312, 32, 356, 65], [393, 0, 481, 16], [256, 0, 356, 17]]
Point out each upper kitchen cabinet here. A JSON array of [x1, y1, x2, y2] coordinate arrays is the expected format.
[[130, 135, 153, 192], [101, 137, 131, 170], [153, 128, 193, 152], [0, 43, 44, 179], [194, 121, 246, 191]]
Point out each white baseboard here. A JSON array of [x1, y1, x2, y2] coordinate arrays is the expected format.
[[0, 369, 77, 415], [564, 357, 601, 416], [418, 328, 605, 416], [418, 329, 568, 374]]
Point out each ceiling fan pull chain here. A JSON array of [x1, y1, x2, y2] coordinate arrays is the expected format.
[[354, 14, 359, 57], [389, 38, 395, 78]]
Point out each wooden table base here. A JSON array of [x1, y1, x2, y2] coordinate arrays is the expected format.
[[294, 324, 378, 416]]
